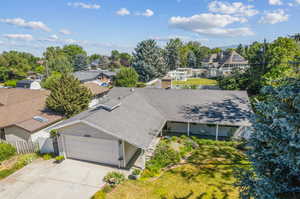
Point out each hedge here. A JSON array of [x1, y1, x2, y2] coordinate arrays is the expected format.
[[0, 142, 16, 162]]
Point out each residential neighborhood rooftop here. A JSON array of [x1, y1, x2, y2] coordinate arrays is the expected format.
[[56, 87, 252, 149], [0, 88, 63, 132]]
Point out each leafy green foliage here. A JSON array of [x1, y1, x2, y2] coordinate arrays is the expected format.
[[115, 67, 139, 87], [144, 141, 181, 177], [238, 79, 300, 199], [165, 38, 182, 71], [41, 72, 62, 89], [0, 143, 16, 162], [0, 51, 40, 81], [132, 39, 167, 82], [219, 37, 300, 95], [73, 54, 88, 71], [4, 79, 18, 87], [103, 172, 126, 185], [46, 74, 92, 117], [187, 51, 197, 68]]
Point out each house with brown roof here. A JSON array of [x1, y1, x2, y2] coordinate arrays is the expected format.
[[0, 88, 63, 153], [201, 51, 249, 77]]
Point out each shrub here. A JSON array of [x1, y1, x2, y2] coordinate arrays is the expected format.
[[42, 153, 54, 160], [145, 142, 181, 177], [4, 79, 18, 87], [103, 172, 125, 185], [91, 190, 106, 199], [132, 169, 141, 176], [0, 142, 16, 162], [55, 155, 65, 162]]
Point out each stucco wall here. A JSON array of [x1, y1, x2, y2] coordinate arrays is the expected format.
[[124, 141, 138, 165], [58, 122, 116, 140], [4, 126, 31, 143]]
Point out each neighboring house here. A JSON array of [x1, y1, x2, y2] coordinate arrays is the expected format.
[[54, 87, 252, 169], [73, 70, 116, 86], [99, 70, 117, 85], [16, 79, 41, 90], [83, 82, 110, 107], [202, 51, 249, 77], [0, 88, 63, 153], [73, 70, 102, 83]]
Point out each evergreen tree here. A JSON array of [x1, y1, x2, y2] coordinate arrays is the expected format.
[[238, 79, 300, 199], [165, 38, 182, 71], [132, 39, 167, 82], [236, 44, 246, 57], [187, 51, 197, 68], [115, 67, 139, 87], [73, 54, 88, 71], [46, 74, 92, 117]]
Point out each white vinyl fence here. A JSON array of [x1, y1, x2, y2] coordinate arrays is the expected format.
[[0, 139, 39, 154]]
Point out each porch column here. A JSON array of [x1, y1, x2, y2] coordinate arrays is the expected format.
[[187, 122, 190, 136], [215, 124, 219, 141], [142, 149, 146, 169], [122, 140, 126, 168]]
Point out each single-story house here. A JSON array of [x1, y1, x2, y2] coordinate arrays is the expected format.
[[73, 70, 102, 83], [83, 82, 110, 107], [16, 79, 41, 90], [54, 87, 252, 168], [0, 88, 63, 153]]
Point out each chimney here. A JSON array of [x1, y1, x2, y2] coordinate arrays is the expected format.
[[161, 76, 172, 89]]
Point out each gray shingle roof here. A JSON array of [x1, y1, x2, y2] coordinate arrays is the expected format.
[[73, 70, 102, 82], [56, 87, 252, 149]]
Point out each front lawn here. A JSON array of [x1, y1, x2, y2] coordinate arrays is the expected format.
[[172, 78, 218, 86], [97, 136, 250, 199]]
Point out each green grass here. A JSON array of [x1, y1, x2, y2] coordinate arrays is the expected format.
[[99, 137, 250, 199], [0, 153, 39, 180], [172, 78, 218, 86]]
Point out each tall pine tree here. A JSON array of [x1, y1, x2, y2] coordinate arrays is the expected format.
[[46, 74, 92, 117], [238, 79, 300, 199], [132, 39, 167, 82], [165, 38, 182, 71]]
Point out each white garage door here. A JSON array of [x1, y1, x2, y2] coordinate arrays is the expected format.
[[63, 135, 120, 166]]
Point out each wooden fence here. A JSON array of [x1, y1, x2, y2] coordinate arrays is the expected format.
[[0, 139, 39, 154]]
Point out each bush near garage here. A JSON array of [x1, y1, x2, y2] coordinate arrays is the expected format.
[[103, 172, 126, 186], [0, 142, 16, 162]]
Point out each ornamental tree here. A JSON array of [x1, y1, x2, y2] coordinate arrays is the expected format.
[[238, 79, 300, 199], [115, 67, 138, 87]]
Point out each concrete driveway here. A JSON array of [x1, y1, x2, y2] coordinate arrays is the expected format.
[[0, 159, 129, 199]]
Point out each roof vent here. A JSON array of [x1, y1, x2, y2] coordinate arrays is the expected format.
[[130, 88, 135, 92], [100, 99, 121, 111], [33, 116, 49, 123]]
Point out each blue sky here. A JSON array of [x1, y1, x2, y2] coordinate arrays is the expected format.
[[0, 0, 300, 56]]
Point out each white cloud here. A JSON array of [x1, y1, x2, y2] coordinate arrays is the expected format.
[[0, 18, 51, 32], [268, 0, 283, 5], [3, 34, 33, 40], [59, 29, 72, 35], [67, 2, 100, 9], [259, 9, 288, 24], [208, 1, 259, 17], [136, 9, 154, 17], [169, 13, 252, 37], [152, 35, 209, 43], [116, 8, 130, 16], [295, 0, 300, 4]]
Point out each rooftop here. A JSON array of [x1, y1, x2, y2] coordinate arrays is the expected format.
[[56, 87, 252, 149], [0, 88, 63, 132]]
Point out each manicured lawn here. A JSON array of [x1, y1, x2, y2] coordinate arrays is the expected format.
[[100, 137, 250, 199], [172, 78, 218, 86]]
